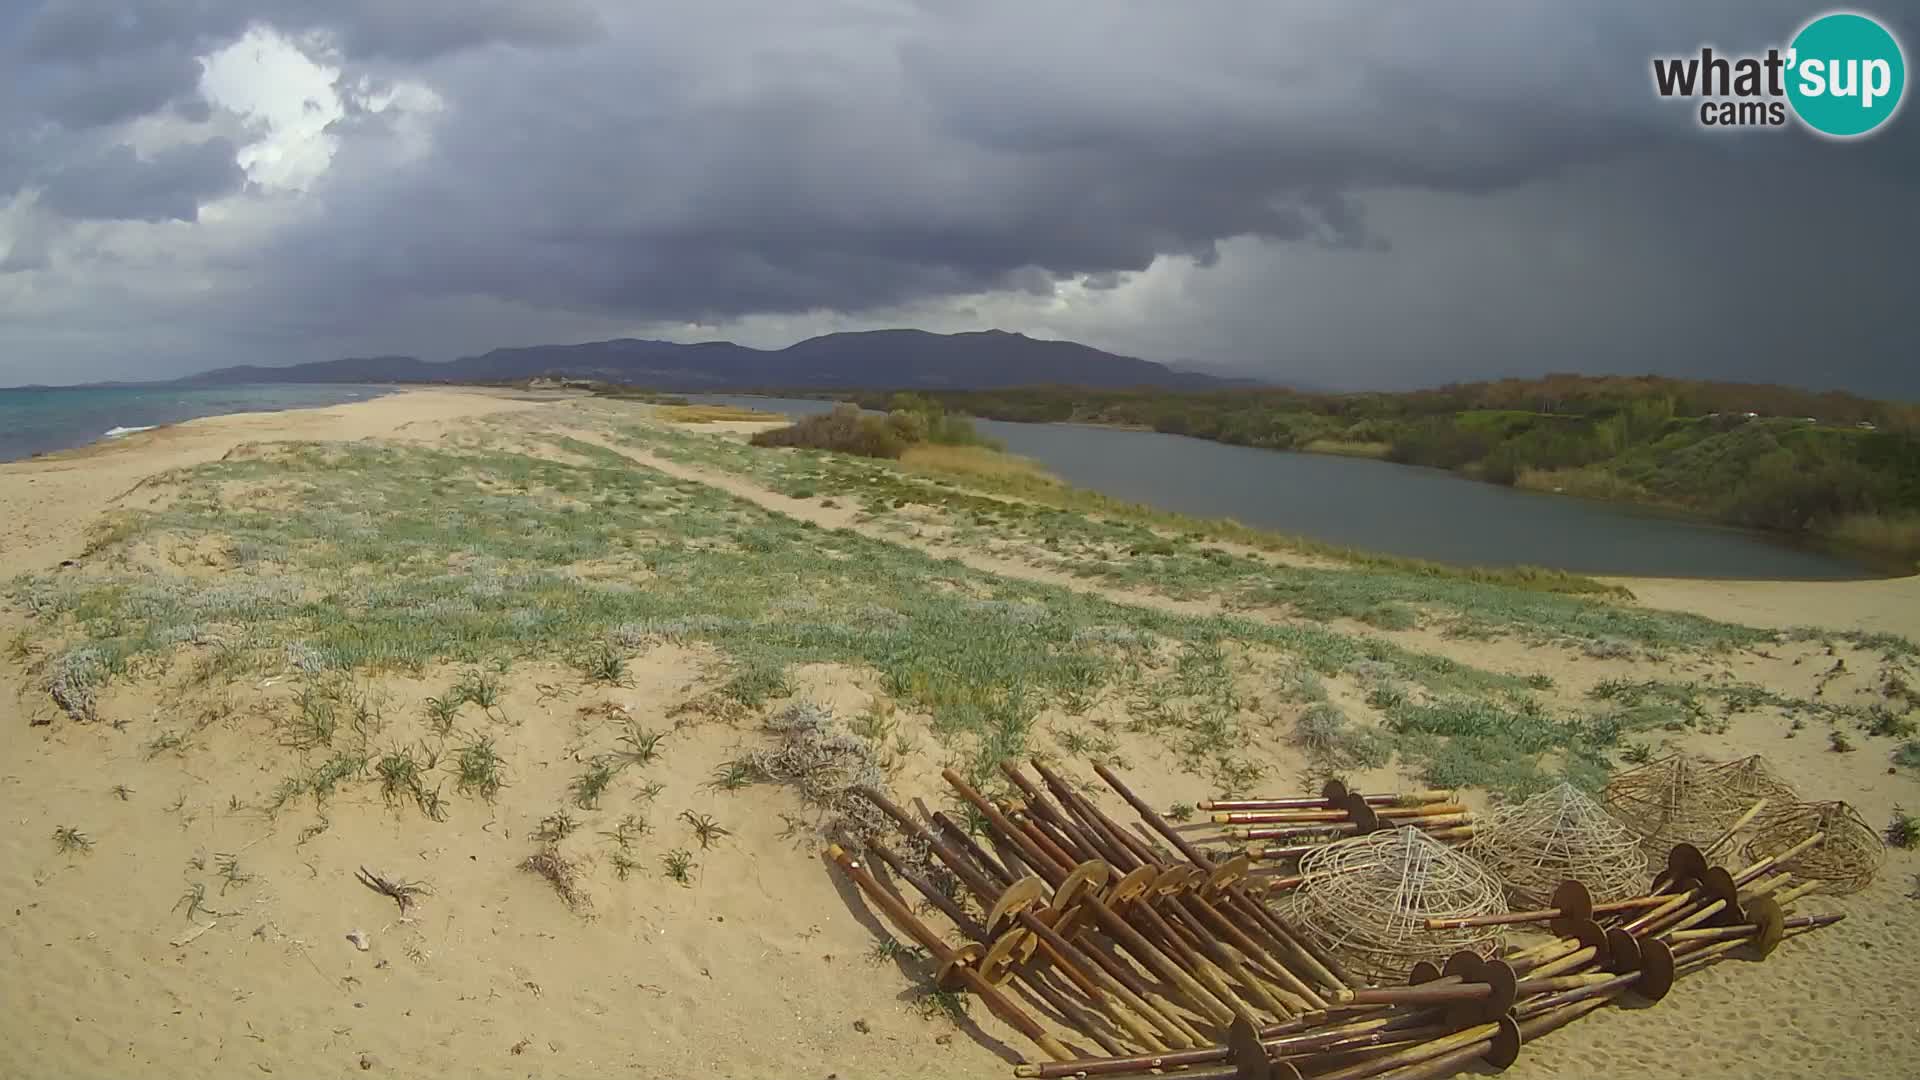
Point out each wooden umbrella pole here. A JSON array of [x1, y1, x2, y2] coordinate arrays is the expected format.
[[1242, 814, 1473, 847], [1226, 886, 1359, 993], [1156, 896, 1299, 1020], [1429, 893, 1675, 931], [1179, 892, 1330, 1010], [1089, 762, 1360, 991], [1072, 884, 1244, 1027], [930, 810, 1017, 888], [945, 770, 1073, 888], [1033, 760, 1165, 870], [1667, 912, 1843, 945], [853, 787, 1201, 1050], [1004, 826, 1251, 1020], [866, 839, 990, 942], [1703, 799, 1769, 858], [1011, 809, 1082, 874], [1733, 830, 1827, 886], [1063, 761, 1346, 996], [855, 786, 1004, 902], [1095, 763, 1217, 869], [1343, 968, 1615, 1010], [1248, 823, 1473, 862], [1200, 789, 1453, 812], [826, 845, 1074, 1063], [1363, 1021, 1527, 1080], [960, 804, 1238, 1037], [1046, 775, 1158, 873], [1310, 1021, 1506, 1080], [1215, 804, 1470, 826], [1651, 873, 1796, 939], [1000, 762, 1095, 849], [1007, 896, 1197, 1050], [1011, 1007, 1444, 1079]]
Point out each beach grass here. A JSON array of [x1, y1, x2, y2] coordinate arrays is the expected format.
[[594, 410, 1799, 653], [654, 404, 787, 424], [17, 405, 1904, 808], [2, 426, 1632, 799]]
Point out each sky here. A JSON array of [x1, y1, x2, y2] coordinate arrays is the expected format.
[[1, 1, 1915, 396]]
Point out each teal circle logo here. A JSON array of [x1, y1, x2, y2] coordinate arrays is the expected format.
[[1787, 11, 1907, 137]]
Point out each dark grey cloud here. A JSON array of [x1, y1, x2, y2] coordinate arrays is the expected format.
[[34, 48, 203, 129], [0, 0, 1914, 396], [19, 0, 603, 63], [37, 137, 243, 221]]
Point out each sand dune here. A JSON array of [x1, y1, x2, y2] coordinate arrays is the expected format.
[[3, 392, 1915, 1080]]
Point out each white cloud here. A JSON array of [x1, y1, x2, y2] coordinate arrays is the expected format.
[[198, 27, 345, 191]]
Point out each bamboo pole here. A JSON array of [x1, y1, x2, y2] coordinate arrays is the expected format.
[[1199, 788, 1453, 813], [856, 786, 1200, 1050], [826, 845, 1074, 1063]]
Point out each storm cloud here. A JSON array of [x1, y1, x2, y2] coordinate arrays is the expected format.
[[1, 0, 1914, 395]]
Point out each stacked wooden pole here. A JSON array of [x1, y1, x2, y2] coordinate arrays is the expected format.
[[1194, 781, 1476, 882], [824, 765, 1844, 1078]]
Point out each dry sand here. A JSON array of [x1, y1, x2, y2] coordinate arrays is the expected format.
[[1604, 574, 1920, 643], [3, 392, 1915, 1080]]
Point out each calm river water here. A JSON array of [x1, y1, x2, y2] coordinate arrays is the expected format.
[[691, 396, 1876, 581]]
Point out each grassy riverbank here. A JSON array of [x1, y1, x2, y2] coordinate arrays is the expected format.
[[825, 378, 1920, 569]]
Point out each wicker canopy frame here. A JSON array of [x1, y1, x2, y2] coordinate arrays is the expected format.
[[1468, 783, 1647, 909], [1742, 800, 1885, 895], [1603, 753, 1800, 866], [1285, 826, 1509, 985]]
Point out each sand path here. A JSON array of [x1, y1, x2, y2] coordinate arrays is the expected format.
[[561, 430, 1227, 620]]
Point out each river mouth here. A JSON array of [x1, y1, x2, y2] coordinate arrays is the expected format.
[[688, 395, 1888, 582]]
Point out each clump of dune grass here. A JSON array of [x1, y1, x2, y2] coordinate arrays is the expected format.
[[912, 986, 971, 1025], [680, 810, 731, 849], [662, 848, 695, 886], [1293, 703, 1392, 774], [571, 759, 619, 809], [52, 825, 92, 854], [535, 811, 579, 843], [145, 730, 188, 759], [601, 813, 651, 849], [521, 847, 590, 912], [740, 701, 889, 841], [1887, 808, 1920, 850], [375, 745, 447, 819], [454, 737, 506, 801], [614, 722, 665, 767], [356, 865, 430, 914], [44, 647, 107, 721], [576, 644, 629, 686], [422, 693, 463, 735]]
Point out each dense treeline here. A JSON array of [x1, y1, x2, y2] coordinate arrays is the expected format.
[[829, 376, 1920, 566]]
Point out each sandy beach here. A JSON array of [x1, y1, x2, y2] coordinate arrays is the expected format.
[[3, 389, 1914, 1080]]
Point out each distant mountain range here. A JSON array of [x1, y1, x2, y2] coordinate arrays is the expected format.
[[176, 329, 1247, 391]]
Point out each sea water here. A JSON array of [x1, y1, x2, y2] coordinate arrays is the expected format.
[[0, 384, 395, 462]]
